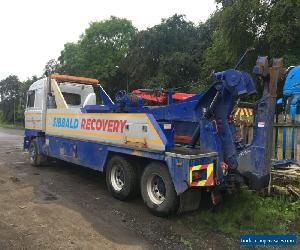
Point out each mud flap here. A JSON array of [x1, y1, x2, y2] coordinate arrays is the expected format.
[[177, 188, 201, 213], [211, 190, 222, 205]]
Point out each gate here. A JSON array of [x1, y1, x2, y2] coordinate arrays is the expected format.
[[234, 109, 300, 163]]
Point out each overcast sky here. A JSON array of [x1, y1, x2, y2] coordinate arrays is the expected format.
[[0, 0, 216, 81]]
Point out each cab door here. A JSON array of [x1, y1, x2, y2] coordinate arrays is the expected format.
[[24, 84, 45, 131]]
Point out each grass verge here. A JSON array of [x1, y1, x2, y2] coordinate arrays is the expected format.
[[0, 123, 24, 129], [182, 189, 300, 237]]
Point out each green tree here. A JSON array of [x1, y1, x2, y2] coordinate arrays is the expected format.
[[123, 14, 213, 91], [265, 0, 300, 65], [59, 42, 87, 76], [202, 0, 300, 98], [59, 16, 137, 95], [0, 75, 39, 124], [203, 0, 300, 74], [44, 59, 61, 75], [0, 75, 21, 123], [203, 0, 269, 73]]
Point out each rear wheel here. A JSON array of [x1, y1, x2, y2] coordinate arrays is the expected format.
[[106, 155, 138, 200], [141, 162, 179, 217], [28, 139, 46, 167]]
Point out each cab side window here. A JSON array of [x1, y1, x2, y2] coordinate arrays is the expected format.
[[27, 91, 35, 108], [62, 92, 81, 106]]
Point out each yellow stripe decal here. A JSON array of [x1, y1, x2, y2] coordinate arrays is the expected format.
[[25, 112, 42, 117], [46, 126, 162, 145]]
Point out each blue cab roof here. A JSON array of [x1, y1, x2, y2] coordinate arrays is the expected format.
[[283, 65, 300, 96]]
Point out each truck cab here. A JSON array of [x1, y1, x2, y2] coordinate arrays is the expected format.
[[25, 76, 96, 131]]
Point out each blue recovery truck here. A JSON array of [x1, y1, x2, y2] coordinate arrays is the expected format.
[[276, 65, 300, 161], [23, 56, 282, 216]]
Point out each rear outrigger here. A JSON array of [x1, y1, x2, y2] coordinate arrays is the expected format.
[[24, 56, 282, 216]]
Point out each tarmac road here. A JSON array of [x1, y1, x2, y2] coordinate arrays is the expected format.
[[0, 128, 230, 250]]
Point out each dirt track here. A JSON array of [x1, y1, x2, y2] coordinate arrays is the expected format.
[[0, 128, 231, 250]]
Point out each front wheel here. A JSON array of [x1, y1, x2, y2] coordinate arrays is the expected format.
[[28, 139, 46, 167], [141, 162, 179, 217]]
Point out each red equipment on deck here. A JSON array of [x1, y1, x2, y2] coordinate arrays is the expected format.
[[132, 89, 194, 103]]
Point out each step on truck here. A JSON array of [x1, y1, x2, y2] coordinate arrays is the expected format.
[[24, 56, 282, 216]]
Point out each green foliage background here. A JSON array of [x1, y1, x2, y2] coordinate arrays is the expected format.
[[1, 0, 300, 124]]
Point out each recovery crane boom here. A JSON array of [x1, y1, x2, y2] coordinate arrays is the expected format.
[[98, 56, 283, 190]]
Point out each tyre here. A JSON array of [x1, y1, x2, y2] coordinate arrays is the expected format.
[[141, 162, 179, 217], [28, 139, 46, 167], [105, 155, 138, 200]]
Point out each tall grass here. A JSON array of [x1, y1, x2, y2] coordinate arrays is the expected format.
[[182, 189, 300, 236]]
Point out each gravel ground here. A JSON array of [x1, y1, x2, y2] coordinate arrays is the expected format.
[[0, 128, 232, 250]]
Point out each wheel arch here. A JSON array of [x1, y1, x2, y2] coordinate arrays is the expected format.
[[104, 151, 152, 179], [24, 129, 45, 151], [103, 147, 166, 179]]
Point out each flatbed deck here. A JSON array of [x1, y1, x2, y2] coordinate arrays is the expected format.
[[166, 145, 217, 159]]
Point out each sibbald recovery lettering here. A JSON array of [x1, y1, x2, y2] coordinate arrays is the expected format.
[[52, 117, 127, 133]]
